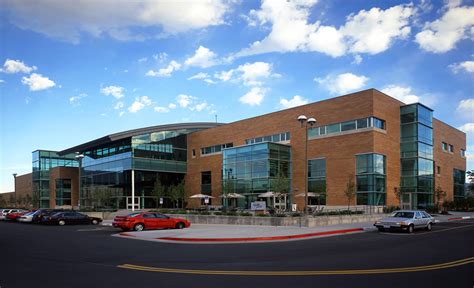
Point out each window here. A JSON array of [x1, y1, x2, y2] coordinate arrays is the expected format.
[[245, 132, 290, 145], [460, 149, 466, 157], [308, 158, 326, 205], [442, 142, 447, 151], [437, 166, 441, 175], [192, 149, 196, 157], [201, 171, 212, 195], [448, 144, 454, 153], [341, 120, 356, 131], [356, 153, 386, 206], [201, 143, 233, 155]]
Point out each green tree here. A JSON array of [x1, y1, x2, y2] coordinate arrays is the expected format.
[[435, 186, 447, 210], [32, 192, 40, 209], [151, 177, 167, 208], [24, 194, 32, 209], [91, 187, 112, 210], [169, 180, 185, 208], [393, 186, 403, 208], [272, 171, 290, 212], [9, 194, 14, 207], [344, 175, 356, 211]]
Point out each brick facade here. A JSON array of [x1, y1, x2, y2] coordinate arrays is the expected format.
[[49, 167, 79, 209], [186, 89, 466, 209]]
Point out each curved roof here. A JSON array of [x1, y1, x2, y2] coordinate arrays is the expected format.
[[58, 122, 223, 155]]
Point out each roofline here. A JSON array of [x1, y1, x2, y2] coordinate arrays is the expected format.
[[58, 122, 224, 155]]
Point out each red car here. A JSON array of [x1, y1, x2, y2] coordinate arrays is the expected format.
[[113, 212, 190, 231], [5, 210, 29, 221]]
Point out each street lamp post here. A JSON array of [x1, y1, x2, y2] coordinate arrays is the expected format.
[[297, 115, 316, 215], [12, 173, 17, 208], [75, 153, 84, 211]]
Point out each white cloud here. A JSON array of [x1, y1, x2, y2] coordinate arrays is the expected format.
[[1, 59, 37, 74], [352, 55, 363, 65], [0, 79, 4, 83], [239, 87, 267, 106], [153, 52, 168, 62], [237, 62, 275, 86], [415, 2, 474, 53], [168, 103, 177, 109], [214, 70, 234, 82], [184, 46, 218, 68], [280, 95, 309, 109], [341, 4, 413, 55], [21, 73, 56, 91], [457, 99, 474, 120], [450, 60, 474, 74], [191, 102, 208, 112], [203, 79, 217, 85], [458, 123, 474, 133], [146, 60, 181, 77], [187, 72, 209, 80], [137, 57, 148, 63], [381, 85, 420, 104], [236, 1, 413, 58], [113, 101, 124, 110], [176, 94, 195, 108], [69, 93, 87, 105], [100, 85, 124, 99], [315, 73, 368, 95], [128, 96, 152, 113], [119, 111, 125, 117], [3, 0, 232, 43], [154, 106, 169, 113]]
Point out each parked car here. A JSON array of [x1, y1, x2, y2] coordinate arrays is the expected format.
[[374, 210, 434, 233], [18, 211, 38, 223], [41, 211, 102, 226], [5, 210, 29, 221], [32, 209, 66, 223], [113, 212, 191, 231], [0, 209, 23, 220]]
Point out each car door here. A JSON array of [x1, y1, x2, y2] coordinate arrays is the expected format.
[[154, 213, 172, 229], [421, 212, 431, 226], [142, 213, 157, 229], [414, 212, 423, 228]]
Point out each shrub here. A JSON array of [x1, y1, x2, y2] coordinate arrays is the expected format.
[[425, 205, 440, 214], [239, 212, 252, 216], [383, 206, 399, 213]]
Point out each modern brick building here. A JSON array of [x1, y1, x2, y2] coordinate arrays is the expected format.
[[12, 89, 466, 210]]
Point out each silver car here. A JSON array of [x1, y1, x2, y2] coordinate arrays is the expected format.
[[374, 210, 434, 233]]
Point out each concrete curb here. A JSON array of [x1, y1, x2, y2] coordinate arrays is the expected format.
[[447, 216, 472, 221]]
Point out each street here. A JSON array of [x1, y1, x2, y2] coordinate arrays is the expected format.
[[0, 220, 473, 288]]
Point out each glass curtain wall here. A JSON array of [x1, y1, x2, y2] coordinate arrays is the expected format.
[[32, 150, 78, 208], [307, 158, 326, 205], [356, 153, 386, 205], [55, 179, 72, 206], [80, 129, 192, 210], [222, 143, 291, 209], [400, 104, 434, 209]]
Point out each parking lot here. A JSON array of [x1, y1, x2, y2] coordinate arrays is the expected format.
[[0, 218, 472, 288]]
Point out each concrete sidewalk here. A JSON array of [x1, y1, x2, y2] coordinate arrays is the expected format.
[[105, 211, 474, 244]]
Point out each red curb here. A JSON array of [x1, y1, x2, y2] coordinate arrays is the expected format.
[[448, 216, 471, 221], [155, 228, 364, 242], [120, 233, 136, 237]]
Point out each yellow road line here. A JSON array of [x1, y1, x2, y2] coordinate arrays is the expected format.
[[117, 257, 474, 276]]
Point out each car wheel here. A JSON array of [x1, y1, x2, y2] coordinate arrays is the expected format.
[[133, 223, 144, 231], [176, 222, 185, 229], [91, 219, 99, 225], [377, 227, 385, 232], [407, 225, 414, 234], [58, 220, 66, 226], [426, 223, 432, 231]]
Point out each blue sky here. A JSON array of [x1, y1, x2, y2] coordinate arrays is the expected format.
[[0, 0, 473, 192]]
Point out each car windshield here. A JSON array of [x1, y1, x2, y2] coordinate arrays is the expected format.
[[392, 212, 414, 218], [128, 213, 141, 218]]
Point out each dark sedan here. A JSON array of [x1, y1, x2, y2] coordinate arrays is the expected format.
[[42, 212, 102, 226]]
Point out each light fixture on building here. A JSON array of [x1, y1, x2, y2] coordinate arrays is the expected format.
[[297, 115, 317, 215]]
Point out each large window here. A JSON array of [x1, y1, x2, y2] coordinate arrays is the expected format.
[[453, 169, 465, 200], [201, 171, 212, 195], [56, 179, 72, 206], [201, 143, 233, 155], [356, 153, 386, 206], [308, 158, 326, 205], [308, 116, 386, 138], [245, 132, 290, 145], [222, 143, 291, 208]]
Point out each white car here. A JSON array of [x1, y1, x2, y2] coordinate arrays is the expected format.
[[18, 211, 37, 223], [0, 209, 22, 220]]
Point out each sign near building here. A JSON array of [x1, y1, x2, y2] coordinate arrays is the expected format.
[[251, 201, 266, 210]]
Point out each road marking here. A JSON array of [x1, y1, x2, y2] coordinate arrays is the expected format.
[[380, 224, 474, 236], [118, 257, 474, 276], [77, 228, 108, 232]]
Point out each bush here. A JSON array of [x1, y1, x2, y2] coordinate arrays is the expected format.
[[256, 214, 269, 217], [425, 205, 440, 214], [275, 213, 287, 217], [443, 198, 474, 212], [239, 212, 252, 216]]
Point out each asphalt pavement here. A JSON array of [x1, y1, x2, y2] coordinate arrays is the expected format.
[[0, 219, 473, 288]]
